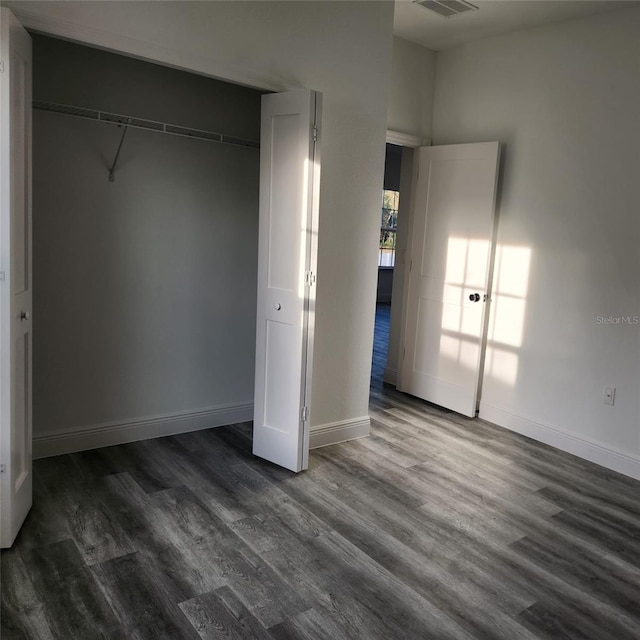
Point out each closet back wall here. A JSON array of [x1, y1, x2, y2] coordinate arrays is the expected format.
[[32, 35, 262, 455]]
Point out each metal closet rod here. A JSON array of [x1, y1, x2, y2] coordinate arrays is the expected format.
[[32, 100, 260, 150]]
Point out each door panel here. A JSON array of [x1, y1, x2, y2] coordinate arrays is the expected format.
[[1, 7, 33, 548], [268, 113, 300, 292], [253, 89, 321, 472], [399, 142, 500, 418], [264, 320, 298, 432]]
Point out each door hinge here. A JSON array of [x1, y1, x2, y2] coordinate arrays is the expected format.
[[0, 61, 4, 74], [305, 271, 316, 287], [0, 464, 6, 474], [312, 126, 319, 143], [0, 271, 5, 282], [301, 406, 309, 422]]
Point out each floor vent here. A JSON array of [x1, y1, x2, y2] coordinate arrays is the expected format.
[[414, 0, 478, 18]]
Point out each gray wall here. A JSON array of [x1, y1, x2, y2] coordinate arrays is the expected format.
[[32, 35, 262, 435], [376, 269, 393, 305], [383, 143, 402, 192]]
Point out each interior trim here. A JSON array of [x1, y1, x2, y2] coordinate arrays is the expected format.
[[386, 129, 429, 148], [309, 416, 370, 449], [32, 402, 253, 459], [479, 402, 640, 481]]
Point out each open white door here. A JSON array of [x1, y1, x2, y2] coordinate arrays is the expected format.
[[253, 89, 321, 472], [0, 8, 33, 548], [399, 142, 500, 417]]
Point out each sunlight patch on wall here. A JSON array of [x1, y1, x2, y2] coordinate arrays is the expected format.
[[485, 245, 532, 387]]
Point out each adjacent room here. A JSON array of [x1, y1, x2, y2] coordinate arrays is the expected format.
[[1, 1, 639, 639]]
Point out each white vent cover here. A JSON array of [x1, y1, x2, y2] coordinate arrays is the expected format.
[[414, 0, 478, 18]]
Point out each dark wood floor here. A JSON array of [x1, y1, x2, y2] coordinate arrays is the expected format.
[[370, 303, 391, 393], [3, 305, 640, 639]]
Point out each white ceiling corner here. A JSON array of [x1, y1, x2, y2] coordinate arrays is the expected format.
[[393, 0, 638, 50]]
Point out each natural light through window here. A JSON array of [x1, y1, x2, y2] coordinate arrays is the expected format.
[[379, 190, 399, 267]]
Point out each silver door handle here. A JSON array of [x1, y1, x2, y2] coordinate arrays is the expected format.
[[19, 310, 30, 320], [469, 293, 481, 302]]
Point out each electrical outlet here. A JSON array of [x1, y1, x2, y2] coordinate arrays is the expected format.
[[604, 386, 616, 406]]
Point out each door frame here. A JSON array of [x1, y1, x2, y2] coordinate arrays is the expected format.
[[378, 131, 424, 389]]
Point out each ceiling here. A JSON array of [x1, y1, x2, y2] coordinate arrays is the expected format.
[[393, 0, 637, 50]]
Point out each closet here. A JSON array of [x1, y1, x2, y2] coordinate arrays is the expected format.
[[31, 34, 263, 454]]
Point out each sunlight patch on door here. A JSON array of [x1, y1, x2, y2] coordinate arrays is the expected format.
[[438, 237, 531, 388]]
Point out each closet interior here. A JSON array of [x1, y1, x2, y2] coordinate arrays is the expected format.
[[31, 34, 265, 449]]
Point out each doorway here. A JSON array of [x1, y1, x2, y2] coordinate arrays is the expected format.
[[371, 141, 417, 395], [371, 143, 402, 392], [371, 137, 501, 421], [397, 142, 500, 417]]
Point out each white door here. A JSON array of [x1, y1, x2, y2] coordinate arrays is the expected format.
[[399, 142, 500, 417], [0, 8, 33, 548], [253, 89, 321, 472]]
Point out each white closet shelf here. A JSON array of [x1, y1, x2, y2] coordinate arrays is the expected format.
[[33, 100, 260, 149]]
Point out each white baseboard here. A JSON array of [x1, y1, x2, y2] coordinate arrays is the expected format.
[[479, 402, 640, 481], [383, 367, 398, 386], [33, 402, 253, 459], [310, 416, 370, 449]]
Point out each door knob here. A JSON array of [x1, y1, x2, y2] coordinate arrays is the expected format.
[[274, 303, 281, 311], [469, 293, 481, 302], [19, 310, 30, 320]]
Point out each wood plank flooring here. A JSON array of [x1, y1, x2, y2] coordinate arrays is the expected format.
[[2, 305, 640, 639]]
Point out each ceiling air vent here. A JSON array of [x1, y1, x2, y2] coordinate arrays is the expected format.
[[414, 0, 478, 18]]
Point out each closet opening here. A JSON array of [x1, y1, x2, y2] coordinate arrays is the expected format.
[[31, 33, 265, 457]]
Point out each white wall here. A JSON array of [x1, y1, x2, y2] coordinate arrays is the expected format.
[[7, 1, 395, 444], [384, 36, 437, 386], [387, 35, 436, 139], [432, 7, 640, 477]]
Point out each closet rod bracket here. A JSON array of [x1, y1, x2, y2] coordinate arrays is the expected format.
[[108, 120, 131, 182]]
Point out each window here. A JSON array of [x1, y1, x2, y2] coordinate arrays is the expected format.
[[379, 189, 399, 267]]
